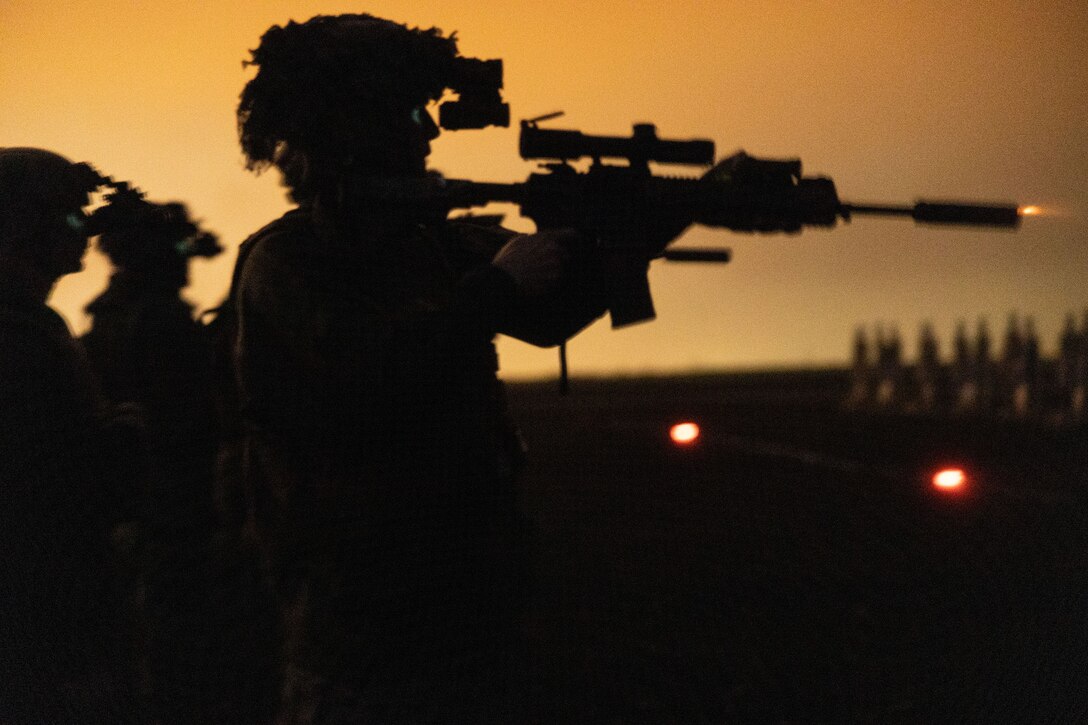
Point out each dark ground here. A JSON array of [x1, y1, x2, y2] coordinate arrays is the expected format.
[[506, 371, 1088, 723]]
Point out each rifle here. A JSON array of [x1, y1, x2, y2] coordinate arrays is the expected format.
[[357, 114, 1021, 329]]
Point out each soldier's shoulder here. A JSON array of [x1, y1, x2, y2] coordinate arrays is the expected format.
[[243, 208, 315, 252], [0, 299, 71, 347], [238, 209, 317, 277], [0, 303, 83, 393]]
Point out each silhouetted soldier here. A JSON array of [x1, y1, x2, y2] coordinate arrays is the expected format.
[[915, 320, 941, 411], [0, 148, 143, 722], [846, 324, 871, 408], [1058, 312, 1079, 398], [875, 323, 902, 407], [1015, 315, 1039, 416], [1000, 311, 1021, 396], [1074, 310, 1088, 417], [226, 14, 606, 722], [1000, 311, 1027, 415], [82, 200, 230, 724], [952, 319, 977, 411], [974, 316, 995, 411], [1002, 312, 1023, 366]]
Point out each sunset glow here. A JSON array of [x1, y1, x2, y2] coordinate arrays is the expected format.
[[3, 1, 1085, 378]]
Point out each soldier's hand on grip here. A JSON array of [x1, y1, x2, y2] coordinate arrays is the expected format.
[[491, 228, 576, 297]]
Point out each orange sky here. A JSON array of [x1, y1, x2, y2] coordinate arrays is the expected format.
[[3, 1, 1086, 378]]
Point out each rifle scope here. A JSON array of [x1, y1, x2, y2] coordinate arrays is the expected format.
[[520, 122, 715, 166]]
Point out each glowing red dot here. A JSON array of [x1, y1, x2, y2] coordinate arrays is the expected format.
[[670, 422, 700, 445], [933, 468, 967, 490]]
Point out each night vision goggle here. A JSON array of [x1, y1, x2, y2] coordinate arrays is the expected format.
[[81, 171, 222, 260], [437, 56, 509, 131]]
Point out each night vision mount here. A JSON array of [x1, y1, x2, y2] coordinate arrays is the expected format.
[[437, 56, 510, 131], [86, 177, 222, 260]]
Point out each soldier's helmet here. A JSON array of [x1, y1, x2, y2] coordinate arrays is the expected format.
[[238, 14, 458, 179], [94, 193, 221, 286], [0, 147, 102, 251]]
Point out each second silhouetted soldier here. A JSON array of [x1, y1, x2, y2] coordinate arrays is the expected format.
[[0, 147, 144, 723]]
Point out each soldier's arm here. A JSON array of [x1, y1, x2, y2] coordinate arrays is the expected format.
[[489, 230, 608, 347], [446, 221, 607, 347], [233, 230, 331, 439]]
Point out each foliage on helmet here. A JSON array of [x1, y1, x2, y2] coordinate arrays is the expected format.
[[237, 14, 459, 171]]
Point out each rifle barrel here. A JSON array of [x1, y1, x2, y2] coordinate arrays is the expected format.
[[843, 201, 1021, 228], [662, 248, 732, 263], [446, 180, 525, 206]]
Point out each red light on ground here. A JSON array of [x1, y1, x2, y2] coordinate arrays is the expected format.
[[933, 468, 967, 491], [670, 422, 701, 445]]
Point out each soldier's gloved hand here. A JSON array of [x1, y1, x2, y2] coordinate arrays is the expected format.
[[491, 228, 576, 297]]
